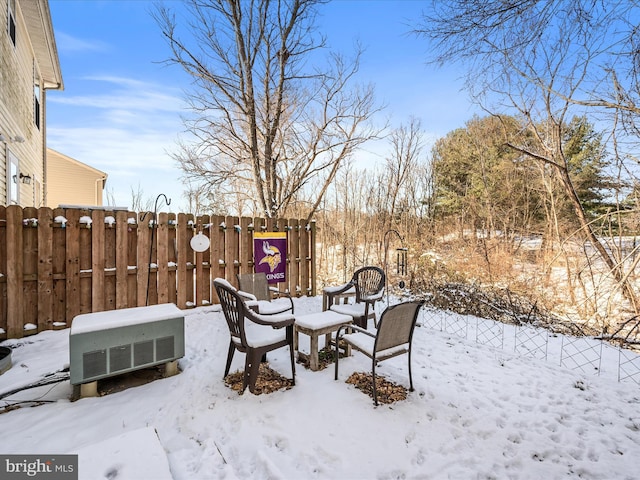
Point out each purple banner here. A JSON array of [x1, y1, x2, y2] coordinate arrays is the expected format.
[[253, 232, 287, 284]]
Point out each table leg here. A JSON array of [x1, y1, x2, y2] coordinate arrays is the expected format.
[[310, 333, 319, 371]]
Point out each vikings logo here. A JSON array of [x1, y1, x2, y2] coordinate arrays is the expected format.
[[258, 241, 282, 272]]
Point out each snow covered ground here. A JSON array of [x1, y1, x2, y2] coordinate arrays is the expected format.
[[1, 295, 640, 480]]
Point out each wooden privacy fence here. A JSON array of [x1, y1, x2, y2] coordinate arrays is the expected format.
[[0, 205, 316, 339]]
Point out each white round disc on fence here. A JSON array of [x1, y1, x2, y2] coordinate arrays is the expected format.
[[190, 232, 210, 252]]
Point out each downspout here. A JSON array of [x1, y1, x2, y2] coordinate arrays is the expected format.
[[42, 88, 47, 207], [41, 79, 63, 207], [96, 175, 107, 205]]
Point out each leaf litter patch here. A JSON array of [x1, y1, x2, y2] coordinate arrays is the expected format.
[[224, 363, 294, 395], [297, 346, 347, 371], [346, 372, 408, 404]]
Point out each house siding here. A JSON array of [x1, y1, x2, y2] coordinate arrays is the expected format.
[[46, 148, 107, 207], [1, 0, 61, 207]]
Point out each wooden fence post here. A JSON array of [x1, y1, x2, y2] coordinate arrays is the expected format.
[[137, 211, 151, 306], [240, 216, 253, 276], [6, 205, 23, 338], [289, 219, 301, 296], [310, 219, 317, 296], [22, 207, 39, 333], [115, 210, 129, 309], [91, 209, 105, 312], [157, 212, 170, 305], [37, 207, 53, 331], [176, 213, 188, 309], [210, 215, 223, 284], [65, 208, 81, 323]]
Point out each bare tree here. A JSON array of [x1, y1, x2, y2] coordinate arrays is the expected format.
[[415, 0, 640, 313], [381, 117, 425, 233], [130, 183, 154, 213], [154, 0, 383, 221]]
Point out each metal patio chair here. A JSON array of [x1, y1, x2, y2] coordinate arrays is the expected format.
[[328, 266, 385, 328], [237, 272, 294, 315], [214, 278, 296, 394], [334, 300, 424, 406]]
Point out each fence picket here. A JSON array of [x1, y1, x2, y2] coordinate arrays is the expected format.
[[157, 212, 170, 305], [6, 205, 23, 338], [115, 210, 129, 309], [23, 207, 39, 333], [225, 216, 239, 283], [290, 219, 300, 295], [37, 207, 53, 331], [52, 208, 66, 327], [91, 209, 105, 312], [65, 209, 81, 323], [137, 211, 151, 307], [212, 215, 225, 282], [176, 213, 188, 309]]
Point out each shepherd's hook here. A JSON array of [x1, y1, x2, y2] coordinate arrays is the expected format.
[[141, 194, 171, 306]]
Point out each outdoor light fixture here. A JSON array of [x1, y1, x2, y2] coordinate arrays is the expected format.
[[0, 132, 25, 143], [19, 173, 31, 184]]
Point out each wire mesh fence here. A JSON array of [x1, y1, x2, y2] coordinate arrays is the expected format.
[[418, 306, 640, 386]]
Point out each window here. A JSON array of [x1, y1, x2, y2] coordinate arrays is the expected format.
[[8, 150, 19, 205], [34, 62, 41, 129], [7, 0, 16, 47]]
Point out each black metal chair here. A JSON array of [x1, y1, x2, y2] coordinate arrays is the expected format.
[[334, 300, 424, 406], [328, 266, 385, 328], [237, 272, 294, 315], [214, 278, 296, 394]]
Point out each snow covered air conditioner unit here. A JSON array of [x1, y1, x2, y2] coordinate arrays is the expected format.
[[69, 304, 185, 386]]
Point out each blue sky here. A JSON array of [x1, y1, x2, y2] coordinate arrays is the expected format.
[[47, 0, 478, 211]]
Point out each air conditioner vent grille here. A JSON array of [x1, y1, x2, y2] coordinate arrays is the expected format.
[[156, 336, 175, 361], [134, 340, 154, 367], [110, 344, 132, 373], [83, 350, 107, 379]]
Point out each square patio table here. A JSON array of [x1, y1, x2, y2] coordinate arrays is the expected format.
[[294, 310, 353, 371]]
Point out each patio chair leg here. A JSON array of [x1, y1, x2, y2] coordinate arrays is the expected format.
[[289, 345, 296, 385], [224, 341, 235, 378], [242, 355, 251, 393], [372, 359, 378, 406], [247, 351, 262, 394], [408, 349, 414, 392], [334, 331, 342, 380]]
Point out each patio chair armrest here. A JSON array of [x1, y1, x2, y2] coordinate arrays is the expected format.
[[323, 281, 355, 296], [247, 310, 295, 328], [361, 291, 384, 303], [269, 286, 290, 296], [336, 323, 375, 339], [265, 287, 294, 314], [237, 290, 258, 302], [269, 287, 293, 300]]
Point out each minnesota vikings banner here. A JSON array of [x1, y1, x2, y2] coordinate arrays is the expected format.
[[253, 232, 287, 284]]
